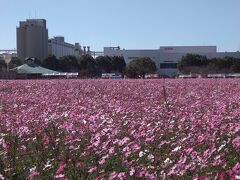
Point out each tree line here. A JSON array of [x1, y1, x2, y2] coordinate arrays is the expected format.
[[41, 55, 157, 78], [0, 55, 127, 77], [178, 54, 240, 74], [2, 53, 240, 77], [41, 55, 127, 77], [1, 55, 158, 78]]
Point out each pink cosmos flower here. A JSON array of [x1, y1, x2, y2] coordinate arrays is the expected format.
[[232, 137, 240, 150], [42, 135, 50, 145], [109, 147, 114, 154], [109, 172, 117, 180], [75, 162, 83, 168], [197, 135, 205, 143], [98, 158, 106, 165], [98, 154, 109, 165], [88, 167, 97, 173], [28, 170, 40, 180], [219, 171, 225, 180], [118, 172, 126, 180], [139, 170, 146, 177], [231, 163, 240, 176], [1, 79, 240, 179], [2, 139, 9, 151], [55, 163, 66, 175]]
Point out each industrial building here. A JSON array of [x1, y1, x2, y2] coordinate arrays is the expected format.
[[48, 36, 90, 59], [48, 36, 75, 59], [17, 19, 48, 62], [104, 46, 240, 76], [14, 19, 240, 77], [17, 19, 91, 62]]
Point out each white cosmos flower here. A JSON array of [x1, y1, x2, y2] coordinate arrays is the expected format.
[[172, 146, 181, 152], [29, 166, 36, 172], [164, 158, 172, 164], [147, 154, 154, 161], [139, 151, 145, 157]]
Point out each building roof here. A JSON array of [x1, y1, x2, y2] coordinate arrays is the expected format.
[[11, 63, 59, 74]]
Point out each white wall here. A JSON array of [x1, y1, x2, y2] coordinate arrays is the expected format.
[[160, 46, 217, 53], [48, 40, 75, 59]]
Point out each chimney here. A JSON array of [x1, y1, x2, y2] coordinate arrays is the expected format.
[[75, 43, 80, 50], [83, 46, 86, 54]]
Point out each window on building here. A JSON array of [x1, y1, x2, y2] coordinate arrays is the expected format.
[[160, 63, 177, 69]]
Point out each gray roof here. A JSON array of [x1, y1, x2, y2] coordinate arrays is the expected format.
[[11, 63, 59, 74]]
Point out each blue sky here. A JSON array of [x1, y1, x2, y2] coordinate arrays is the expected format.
[[0, 0, 240, 51]]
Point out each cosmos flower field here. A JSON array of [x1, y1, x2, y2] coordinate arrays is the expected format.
[[0, 79, 239, 179]]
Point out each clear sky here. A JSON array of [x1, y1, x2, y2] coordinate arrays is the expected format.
[[0, 0, 240, 52]]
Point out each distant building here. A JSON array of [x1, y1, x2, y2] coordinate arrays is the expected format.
[[48, 36, 90, 59], [48, 37, 85, 59], [17, 19, 48, 62], [104, 46, 240, 77], [16, 19, 93, 61]]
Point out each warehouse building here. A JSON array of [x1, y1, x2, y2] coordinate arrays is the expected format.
[[104, 46, 240, 76]]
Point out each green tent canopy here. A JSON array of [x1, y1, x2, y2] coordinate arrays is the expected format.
[[11, 63, 59, 74]]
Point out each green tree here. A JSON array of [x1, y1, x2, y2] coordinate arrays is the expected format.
[[178, 54, 240, 74], [95, 56, 112, 73], [208, 56, 240, 73], [126, 63, 138, 78], [178, 54, 209, 74], [33, 58, 42, 66], [59, 55, 79, 72], [111, 56, 126, 74], [126, 57, 157, 78], [230, 57, 240, 73], [42, 55, 59, 71], [0, 58, 7, 72], [8, 57, 23, 69], [78, 54, 98, 77]]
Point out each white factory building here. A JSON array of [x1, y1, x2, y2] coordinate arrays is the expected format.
[[48, 36, 91, 59], [104, 46, 240, 76]]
